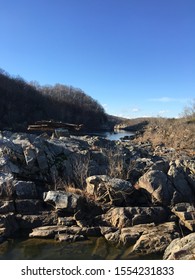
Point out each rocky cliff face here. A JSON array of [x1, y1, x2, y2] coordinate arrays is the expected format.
[[0, 130, 194, 259]]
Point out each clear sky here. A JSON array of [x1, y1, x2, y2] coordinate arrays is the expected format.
[[0, 0, 194, 118]]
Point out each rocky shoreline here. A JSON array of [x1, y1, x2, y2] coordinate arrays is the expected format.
[[0, 130, 195, 259]]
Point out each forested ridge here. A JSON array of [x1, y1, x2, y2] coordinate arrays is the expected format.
[[0, 69, 108, 131]]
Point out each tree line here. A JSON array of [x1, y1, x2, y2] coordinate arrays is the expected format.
[[0, 69, 108, 131]]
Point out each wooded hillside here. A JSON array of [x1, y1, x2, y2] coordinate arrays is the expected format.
[[0, 69, 108, 131]]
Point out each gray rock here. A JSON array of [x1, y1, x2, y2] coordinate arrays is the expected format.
[[124, 222, 179, 258], [149, 160, 169, 173], [163, 232, 195, 260], [171, 203, 195, 231], [29, 225, 62, 238], [102, 206, 168, 228], [120, 224, 154, 247], [0, 173, 14, 198], [137, 170, 174, 205], [102, 207, 131, 228], [104, 230, 120, 245], [86, 175, 134, 206], [137, 160, 195, 205], [100, 226, 118, 236], [23, 146, 37, 167], [80, 227, 102, 237], [187, 174, 195, 192], [1, 137, 24, 159], [133, 158, 154, 172], [86, 175, 109, 195], [58, 216, 76, 226], [88, 151, 109, 175], [168, 160, 195, 203], [43, 191, 83, 212], [0, 213, 19, 237], [90, 151, 108, 170], [54, 128, 70, 138], [88, 159, 105, 176], [12, 133, 34, 146], [0, 156, 9, 173], [100, 227, 122, 246], [15, 199, 45, 215], [43, 191, 68, 209], [46, 139, 71, 156], [0, 200, 15, 214], [29, 225, 101, 239], [7, 161, 20, 174], [36, 150, 48, 170], [55, 233, 86, 242], [14, 181, 38, 199], [16, 212, 57, 229]]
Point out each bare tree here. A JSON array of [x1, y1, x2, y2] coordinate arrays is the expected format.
[[181, 99, 195, 119]]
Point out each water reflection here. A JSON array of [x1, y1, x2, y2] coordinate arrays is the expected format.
[[0, 237, 162, 260], [0, 237, 120, 260]]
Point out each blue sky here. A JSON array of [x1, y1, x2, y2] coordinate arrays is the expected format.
[[0, 0, 194, 118]]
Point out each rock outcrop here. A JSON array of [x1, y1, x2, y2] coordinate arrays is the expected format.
[[100, 206, 168, 228], [163, 232, 195, 260], [86, 175, 134, 206], [0, 130, 194, 259]]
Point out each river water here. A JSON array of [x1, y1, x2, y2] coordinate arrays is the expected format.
[[85, 129, 134, 141], [0, 236, 162, 260]]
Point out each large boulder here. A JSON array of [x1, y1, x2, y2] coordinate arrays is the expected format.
[[137, 170, 174, 205], [101, 206, 169, 228], [163, 232, 195, 260], [129, 222, 180, 257], [43, 191, 83, 213], [137, 159, 195, 206], [86, 175, 134, 206], [101, 222, 180, 258], [102, 207, 131, 228], [168, 160, 195, 203]]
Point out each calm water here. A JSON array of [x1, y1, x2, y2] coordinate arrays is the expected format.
[[86, 130, 134, 141], [0, 237, 162, 260]]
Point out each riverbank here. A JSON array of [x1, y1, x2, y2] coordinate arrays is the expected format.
[[121, 117, 195, 157], [0, 130, 195, 259]]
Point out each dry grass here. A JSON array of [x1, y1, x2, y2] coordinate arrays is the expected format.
[[134, 117, 195, 156], [107, 147, 127, 179], [70, 154, 90, 188], [53, 177, 96, 202], [64, 184, 84, 196]]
